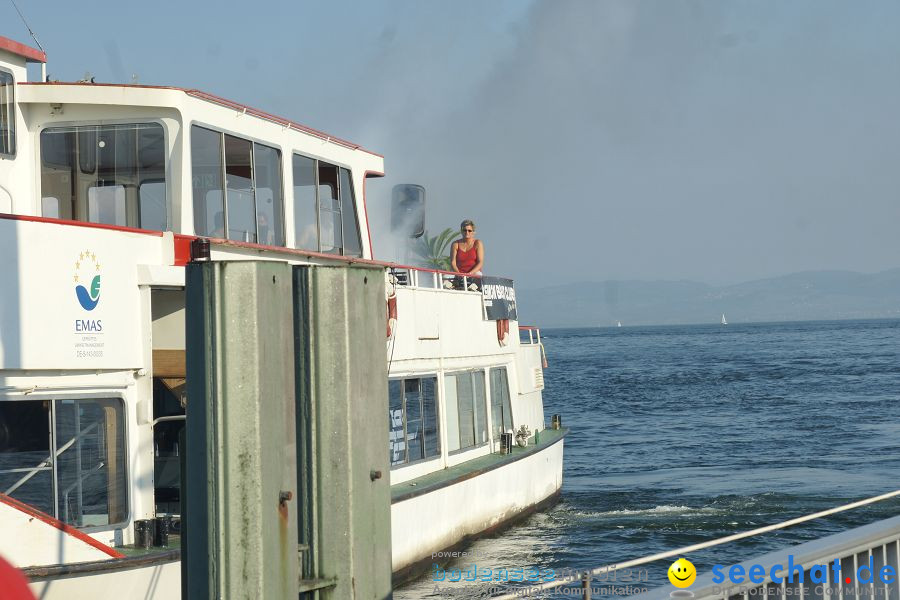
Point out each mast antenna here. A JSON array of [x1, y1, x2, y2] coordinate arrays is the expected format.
[[8, 0, 47, 80], [8, 0, 46, 54]]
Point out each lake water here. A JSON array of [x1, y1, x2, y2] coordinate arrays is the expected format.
[[395, 319, 900, 598]]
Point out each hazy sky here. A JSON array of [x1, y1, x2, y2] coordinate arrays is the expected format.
[[3, 1, 899, 288]]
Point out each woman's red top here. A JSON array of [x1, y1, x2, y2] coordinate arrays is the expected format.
[[455, 243, 478, 273]]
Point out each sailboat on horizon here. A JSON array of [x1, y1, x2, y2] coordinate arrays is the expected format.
[[721, 313, 728, 325]]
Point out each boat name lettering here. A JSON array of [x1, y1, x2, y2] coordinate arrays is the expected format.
[[482, 283, 516, 302]]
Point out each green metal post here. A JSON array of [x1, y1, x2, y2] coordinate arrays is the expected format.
[[184, 261, 299, 599], [294, 265, 392, 599]]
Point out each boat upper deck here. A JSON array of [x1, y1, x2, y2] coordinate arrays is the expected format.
[[2, 35, 384, 262]]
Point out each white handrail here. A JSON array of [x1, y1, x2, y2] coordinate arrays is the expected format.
[[490, 488, 900, 599]]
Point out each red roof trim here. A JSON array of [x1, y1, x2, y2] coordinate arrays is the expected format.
[[18, 82, 383, 158], [0, 36, 46, 63], [0, 494, 124, 559], [0, 212, 165, 236]]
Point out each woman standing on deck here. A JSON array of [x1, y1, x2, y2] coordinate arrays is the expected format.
[[450, 219, 484, 290]]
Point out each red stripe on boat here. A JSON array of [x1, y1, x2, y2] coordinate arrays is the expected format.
[[0, 494, 124, 559]]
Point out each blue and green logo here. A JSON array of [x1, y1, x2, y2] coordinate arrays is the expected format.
[[74, 251, 101, 311]]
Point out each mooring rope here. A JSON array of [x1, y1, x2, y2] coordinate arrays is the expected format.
[[487, 488, 900, 599]]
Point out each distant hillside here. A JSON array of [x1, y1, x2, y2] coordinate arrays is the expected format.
[[516, 269, 900, 327]]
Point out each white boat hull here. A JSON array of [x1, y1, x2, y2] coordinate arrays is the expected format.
[[390, 436, 565, 580], [28, 560, 180, 600]]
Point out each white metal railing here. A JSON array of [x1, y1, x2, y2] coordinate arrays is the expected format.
[[660, 517, 900, 600], [519, 326, 542, 345], [3, 421, 100, 496], [388, 267, 483, 293], [488, 489, 900, 599]]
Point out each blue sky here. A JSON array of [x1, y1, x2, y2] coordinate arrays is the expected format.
[[3, 1, 900, 288]]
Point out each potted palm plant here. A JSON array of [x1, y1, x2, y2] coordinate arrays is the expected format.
[[515, 425, 531, 448]]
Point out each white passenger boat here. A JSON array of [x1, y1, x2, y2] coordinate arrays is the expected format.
[[0, 35, 565, 597]]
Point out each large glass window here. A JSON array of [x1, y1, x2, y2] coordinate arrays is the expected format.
[[254, 143, 285, 246], [490, 367, 514, 439], [0, 70, 14, 156], [191, 125, 225, 237], [389, 376, 440, 467], [445, 371, 488, 453], [318, 163, 342, 253], [0, 398, 128, 528], [292, 155, 318, 250], [191, 126, 283, 245], [225, 135, 255, 242], [291, 154, 362, 257], [40, 123, 167, 229]]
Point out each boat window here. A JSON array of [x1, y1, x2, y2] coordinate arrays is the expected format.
[[0, 398, 128, 528], [224, 135, 256, 242], [0, 69, 14, 157], [0, 400, 54, 515], [291, 154, 363, 256], [445, 371, 489, 454], [340, 168, 363, 257], [191, 126, 284, 245], [152, 378, 184, 516], [254, 143, 285, 246], [139, 181, 167, 232], [489, 367, 514, 439], [292, 155, 318, 250], [55, 399, 127, 527], [40, 123, 168, 230], [191, 125, 225, 237], [318, 162, 342, 253], [388, 376, 440, 467]]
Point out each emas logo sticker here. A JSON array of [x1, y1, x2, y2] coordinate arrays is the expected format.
[[74, 250, 102, 311]]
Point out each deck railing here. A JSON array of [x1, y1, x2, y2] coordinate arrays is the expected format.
[[519, 326, 542, 346], [650, 514, 900, 600], [388, 265, 485, 293]]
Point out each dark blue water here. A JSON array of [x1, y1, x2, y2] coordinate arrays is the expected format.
[[397, 319, 900, 598]]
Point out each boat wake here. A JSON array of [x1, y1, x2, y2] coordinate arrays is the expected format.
[[568, 504, 725, 519]]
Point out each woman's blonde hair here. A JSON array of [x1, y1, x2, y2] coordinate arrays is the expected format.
[[460, 219, 475, 232]]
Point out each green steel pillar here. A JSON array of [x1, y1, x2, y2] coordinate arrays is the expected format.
[[184, 261, 299, 599], [295, 265, 392, 599]]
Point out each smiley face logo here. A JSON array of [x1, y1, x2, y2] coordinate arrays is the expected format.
[[668, 558, 696, 588]]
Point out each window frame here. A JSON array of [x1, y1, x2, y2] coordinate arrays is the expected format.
[[339, 167, 363, 257], [0, 67, 16, 158], [445, 369, 490, 456], [388, 374, 441, 469], [38, 119, 171, 230], [190, 123, 286, 246], [0, 394, 131, 532], [290, 151, 363, 257]]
